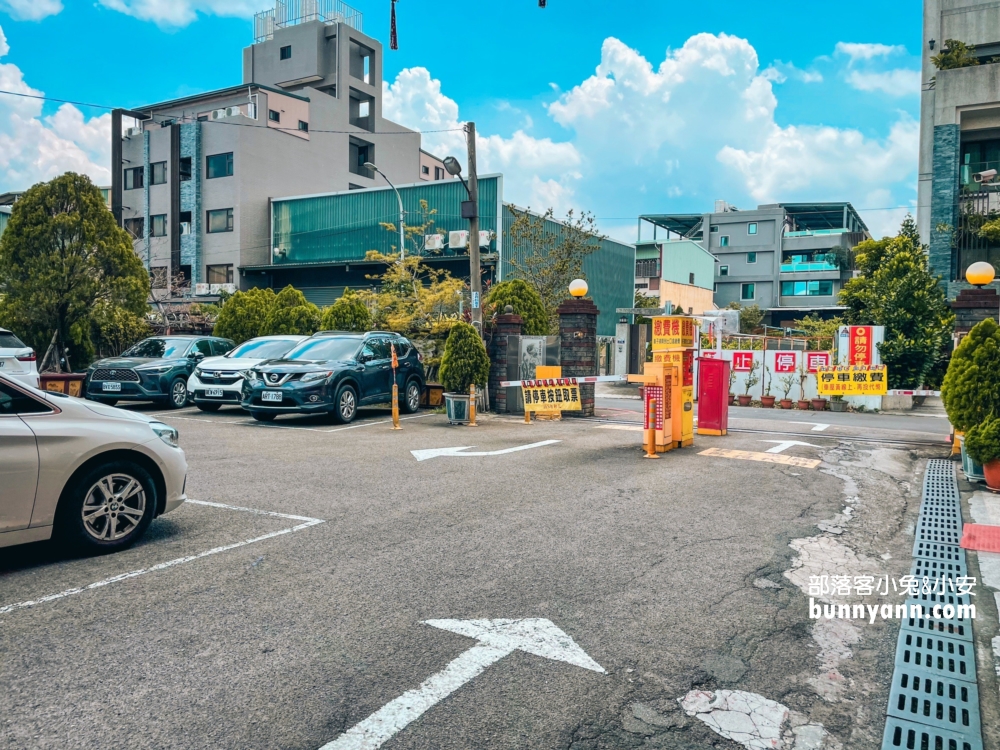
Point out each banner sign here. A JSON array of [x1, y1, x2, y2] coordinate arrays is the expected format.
[[523, 379, 582, 413], [848, 326, 873, 365], [651, 316, 696, 351], [732, 352, 754, 372], [643, 385, 665, 430], [806, 351, 831, 373], [816, 365, 888, 396], [774, 351, 797, 373]]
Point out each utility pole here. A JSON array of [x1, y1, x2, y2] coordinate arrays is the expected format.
[[467, 122, 482, 333]]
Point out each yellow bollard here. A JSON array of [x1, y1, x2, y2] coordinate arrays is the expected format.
[[524, 406, 531, 424], [644, 398, 660, 459], [469, 383, 478, 427], [391, 382, 402, 430]]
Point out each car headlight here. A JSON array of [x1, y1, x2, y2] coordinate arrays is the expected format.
[[245, 369, 259, 383], [137, 364, 173, 374], [300, 371, 332, 383], [149, 421, 179, 448], [194, 367, 205, 377]]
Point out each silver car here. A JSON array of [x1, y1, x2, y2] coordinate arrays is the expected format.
[[0, 373, 187, 553]]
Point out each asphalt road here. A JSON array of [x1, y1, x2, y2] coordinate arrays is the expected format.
[[0, 402, 952, 749]]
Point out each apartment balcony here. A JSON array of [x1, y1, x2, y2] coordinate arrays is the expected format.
[[779, 260, 839, 273]]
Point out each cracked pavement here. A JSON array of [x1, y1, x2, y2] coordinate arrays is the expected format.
[[0, 404, 953, 749]]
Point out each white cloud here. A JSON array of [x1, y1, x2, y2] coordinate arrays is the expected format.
[[0, 0, 62, 21], [0, 23, 112, 191], [96, 0, 258, 26], [763, 61, 823, 84], [835, 42, 906, 64], [846, 68, 921, 96]]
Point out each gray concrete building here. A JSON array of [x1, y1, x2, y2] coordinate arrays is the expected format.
[[918, 0, 1000, 296], [111, 0, 450, 297], [639, 201, 869, 326]]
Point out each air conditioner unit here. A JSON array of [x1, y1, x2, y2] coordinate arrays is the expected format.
[[222, 283, 237, 294], [425, 234, 444, 250], [449, 230, 469, 249], [125, 127, 142, 137], [479, 231, 492, 247], [194, 283, 211, 296], [226, 106, 242, 118], [211, 109, 227, 120]]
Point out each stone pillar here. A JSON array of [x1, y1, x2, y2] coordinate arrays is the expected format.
[[951, 287, 999, 337], [488, 308, 522, 413], [558, 298, 599, 417]]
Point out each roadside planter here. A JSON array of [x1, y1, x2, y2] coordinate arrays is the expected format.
[[962, 418, 1000, 486], [797, 399, 811, 410], [811, 398, 828, 412], [438, 322, 489, 427], [830, 396, 848, 412], [737, 394, 753, 407], [39, 372, 86, 397], [760, 395, 776, 408], [444, 393, 471, 424], [779, 399, 793, 409]]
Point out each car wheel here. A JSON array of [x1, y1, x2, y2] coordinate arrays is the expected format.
[[166, 377, 189, 409], [252, 411, 276, 422], [332, 384, 358, 424], [401, 380, 422, 414], [196, 402, 221, 412], [56, 460, 156, 554]]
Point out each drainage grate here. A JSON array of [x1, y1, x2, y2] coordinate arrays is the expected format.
[[883, 715, 983, 750], [887, 667, 981, 738], [918, 505, 963, 529], [900, 602, 975, 643], [913, 541, 967, 565], [893, 631, 977, 684], [911, 548, 969, 580], [912, 529, 963, 557]]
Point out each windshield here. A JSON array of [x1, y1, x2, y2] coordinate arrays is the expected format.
[[228, 338, 302, 359], [284, 337, 361, 362], [122, 338, 190, 359]]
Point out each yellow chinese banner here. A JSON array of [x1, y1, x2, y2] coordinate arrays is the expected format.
[[523, 382, 582, 413], [651, 316, 696, 351], [816, 365, 888, 396]]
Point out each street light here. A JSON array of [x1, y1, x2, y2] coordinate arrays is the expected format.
[[569, 279, 588, 298], [966, 261, 996, 287], [363, 161, 405, 262]]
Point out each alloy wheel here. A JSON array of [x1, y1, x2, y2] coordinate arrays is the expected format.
[[81, 473, 146, 542], [171, 380, 187, 407], [407, 383, 421, 411], [340, 389, 357, 421]]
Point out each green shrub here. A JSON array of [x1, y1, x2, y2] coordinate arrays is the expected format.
[[942, 318, 1000, 431], [320, 289, 371, 332], [214, 288, 276, 344], [486, 279, 549, 335], [965, 415, 1000, 465], [262, 285, 321, 336], [92, 303, 152, 358], [439, 321, 490, 393]]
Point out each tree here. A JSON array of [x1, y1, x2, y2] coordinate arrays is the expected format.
[[840, 215, 954, 389], [485, 279, 548, 335], [506, 207, 602, 332], [439, 321, 490, 393], [213, 288, 277, 344], [320, 289, 371, 332], [942, 318, 1000, 432], [792, 314, 842, 351], [262, 285, 321, 336], [632, 289, 662, 326], [91, 303, 153, 359], [726, 302, 765, 334], [0, 173, 149, 371], [932, 40, 980, 70]]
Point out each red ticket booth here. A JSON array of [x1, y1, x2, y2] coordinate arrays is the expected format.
[[697, 356, 730, 436]]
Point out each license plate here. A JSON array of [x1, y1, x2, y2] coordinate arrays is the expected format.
[[102, 382, 122, 392], [262, 391, 283, 402], [0, 360, 5, 367], [205, 388, 224, 398]]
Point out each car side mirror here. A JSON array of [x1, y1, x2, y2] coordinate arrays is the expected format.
[[191, 351, 205, 361], [357, 353, 370, 363]]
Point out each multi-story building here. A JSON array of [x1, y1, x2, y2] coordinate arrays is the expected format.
[[634, 239, 715, 315], [918, 0, 1000, 295], [639, 201, 869, 327], [111, 0, 450, 297]]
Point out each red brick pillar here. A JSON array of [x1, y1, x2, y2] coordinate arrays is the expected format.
[[951, 287, 999, 338], [488, 309, 522, 413], [558, 298, 599, 417]]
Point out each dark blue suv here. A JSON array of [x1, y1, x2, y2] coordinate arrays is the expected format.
[[242, 331, 425, 423]]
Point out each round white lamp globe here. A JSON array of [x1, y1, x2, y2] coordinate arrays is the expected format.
[[569, 279, 588, 298]]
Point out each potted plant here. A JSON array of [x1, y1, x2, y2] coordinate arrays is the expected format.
[[778, 374, 795, 409], [760, 365, 776, 408], [728, 367, 737, 406], [830, 394, 847, 412], [811, 396, 828, 412], [439, 322, 490, 424], [738, 359, 759, 407], [965, 416, 1000, 489], [796, 365, 811, 410]]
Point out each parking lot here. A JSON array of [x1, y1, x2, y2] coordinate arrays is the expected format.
[[0, 401, 973, 749]]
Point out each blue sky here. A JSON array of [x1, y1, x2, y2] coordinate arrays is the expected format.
[[0, 0, 924, 238]]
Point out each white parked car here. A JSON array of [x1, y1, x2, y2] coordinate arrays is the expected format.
[[0, 327, 39, 389], [187, 335, 307, 411], [0, 373, 187, 553]]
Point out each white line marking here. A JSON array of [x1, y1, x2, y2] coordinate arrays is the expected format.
[[789, 421, 829, 432], [410, 440, 561, 462], [763, 440, 823, 454], [319, 618, 603, 750], [0, 500, 324, 617]]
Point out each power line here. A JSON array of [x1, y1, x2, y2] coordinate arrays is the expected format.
[[0, 88, 115, 110]]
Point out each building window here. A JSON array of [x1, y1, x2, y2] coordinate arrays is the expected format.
[[720, 235, 730, 247], [719, 265, 729, 277], [350, 139, 374, 178], [150, 161, 167, 185], [179, 211, 192, 235], [741, 283, 755, 301], [280, 45, 291, 60], [124, 217, 144, 239], [151, 214, 167, 237], [748, 222, 758, 235], [150, 266, 168, 289], [207, 208, 234, 233], [298, 120, 309, 132], [747, 252, 757, 264], [422, 165, 430, 175], [179, 157, 192, 181], [207, 264, 234, 284], [710, 225, 719, 233], [206, 152, 233, 179], [780, 280, 834, 297], [123, 167, 144, 190], [268, 109, 281, 123], [713, 283, 718, 292], [435, 166, 444, 180], [689, 272, 695, 285]]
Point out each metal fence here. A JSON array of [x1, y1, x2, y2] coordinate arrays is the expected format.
[[254, 0, 363, 43]]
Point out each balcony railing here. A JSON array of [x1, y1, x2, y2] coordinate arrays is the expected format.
[[254, 0, 363, 43], [780, 260, 839, 273]]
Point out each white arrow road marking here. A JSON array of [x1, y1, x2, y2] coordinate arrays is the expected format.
[[320, 618, 604, 750], [763, 440, 823, 454], [410, 440, 561, 462], [789, 421, 829, 432]]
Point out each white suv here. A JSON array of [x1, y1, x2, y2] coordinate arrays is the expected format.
[[187, 335, 307, 411], [0, 328, 39, 389], [0, 373, 187, 553]]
